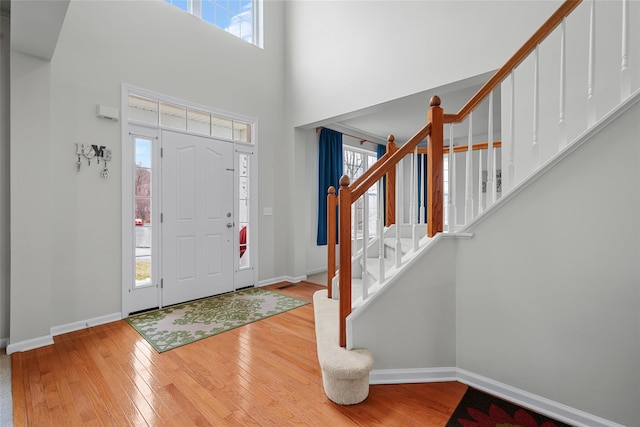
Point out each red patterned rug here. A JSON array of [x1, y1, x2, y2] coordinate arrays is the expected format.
[[446, 387, 573, 427]]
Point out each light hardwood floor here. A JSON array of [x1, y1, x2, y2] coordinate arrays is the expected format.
[[11, 282, 467, 426]]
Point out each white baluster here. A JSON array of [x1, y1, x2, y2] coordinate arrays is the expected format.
[[465, 113, 474, 224], [420, 153, 425, 223], [533, 44, 540, 169], [412, 147, 419, 251], [398, 158, 404, 227], [559, 18, 567, 149], [487, 92, 495, 207], [587, 0, 597, 126], [362, 193, 369, 300], [448, 124, 456, 232], [377, 178, 385, 283], [493, 148, 499, 200], [410, 149, 416, 226], [508, 71, 516, 191], [395, 161, 402, 268], [477, 134, 483, 216], [621, 0, 631, 100]]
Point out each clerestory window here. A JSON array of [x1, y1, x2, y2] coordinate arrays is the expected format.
[[164, 0, 262, 47]]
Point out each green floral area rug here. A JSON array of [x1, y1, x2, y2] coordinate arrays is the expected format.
[[126, 288, 309, 352]]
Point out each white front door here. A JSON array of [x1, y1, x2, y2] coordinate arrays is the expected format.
[[161, 131, 234, 306]]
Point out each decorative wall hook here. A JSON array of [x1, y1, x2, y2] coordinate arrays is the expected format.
[[76, 143, 113, 178]]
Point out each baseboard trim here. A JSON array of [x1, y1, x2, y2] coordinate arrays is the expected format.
[[6, 334, 54, 355], [50, 312, 122, 337], [369, 367, 457, 384], [368, 367, 621, 426], [305, 268, 326, 276], [7, 312, 123, 354], [0, 337, 8, 349], [258, 275, 307, 287], [456, 369, 624, 427]]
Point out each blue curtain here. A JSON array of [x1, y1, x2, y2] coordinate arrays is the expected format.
[[376, 144, 386, 226], [317, 128, 343, 245]]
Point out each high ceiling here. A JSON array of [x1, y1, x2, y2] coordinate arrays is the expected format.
[[7, 1, 500, 149], [8, 0, 69, 61], [320, 71, 501, 147]]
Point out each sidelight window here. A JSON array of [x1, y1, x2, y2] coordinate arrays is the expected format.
[[134, 137, 154, 289]]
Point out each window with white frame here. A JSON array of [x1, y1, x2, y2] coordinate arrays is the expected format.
[[128, 94, 253, 143], [343, 146, 378, 239], [164, 0, 261, 47]]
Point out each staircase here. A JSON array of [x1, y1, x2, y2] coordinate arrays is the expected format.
[[349, 224, 427, 304], [315, 1, 640, 424]]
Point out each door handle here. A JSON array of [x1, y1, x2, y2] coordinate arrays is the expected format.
[[227, 222, 234, 228]]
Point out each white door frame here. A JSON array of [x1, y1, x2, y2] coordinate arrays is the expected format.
[[121, 84, 259, 316]]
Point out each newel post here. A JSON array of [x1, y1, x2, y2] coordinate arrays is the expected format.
[[338, 175, 352, 348], [385, 135, 397, 227], [427, 96, 444, 237], [326, 186, 337, 298]]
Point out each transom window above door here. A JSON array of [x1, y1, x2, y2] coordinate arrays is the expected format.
[[128, 94, 253, 144], [164, 0, 262, 47]]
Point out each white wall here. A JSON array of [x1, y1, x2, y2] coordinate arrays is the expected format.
[[11, 52, 55, 343], [9, 0, 286, 344], [0, 13, 10, 345], [350, 236, 457, 369], [302, 128, 325, 275], [285, 0, 562, 128], [456, 99, 640, 426]]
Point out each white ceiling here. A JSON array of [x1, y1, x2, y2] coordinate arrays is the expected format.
[[323, 70, 501, 147], [9, 0, 69, 61]]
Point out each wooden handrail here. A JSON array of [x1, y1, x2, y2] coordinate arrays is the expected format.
[[416, 140, 502, 155], [351, 124, 431, 201], [445, 0, 582, 124], [350, 151, 389, 191]]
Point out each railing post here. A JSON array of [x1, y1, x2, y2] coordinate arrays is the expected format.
[[427, 96, 444, 237], [338, 175, 352, 348], [385, 135, 396, 227], [326, 186, 336, 299]]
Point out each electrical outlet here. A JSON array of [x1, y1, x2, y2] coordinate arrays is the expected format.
[[263, 207, 272, 216]]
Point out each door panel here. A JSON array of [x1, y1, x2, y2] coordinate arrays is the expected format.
[[162, 131, 234, 306]]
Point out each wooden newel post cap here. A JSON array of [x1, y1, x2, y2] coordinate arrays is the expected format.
[[387, 135, 395, 143], [339, 175, 350, 187], [430, 95, 441, 107], [328, 186, 335, 195]]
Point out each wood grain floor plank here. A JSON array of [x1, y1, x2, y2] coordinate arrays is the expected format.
[[12, 282, 467, 426]]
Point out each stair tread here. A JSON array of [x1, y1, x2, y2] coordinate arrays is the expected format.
[[363, 257, 393, 281], [383, 236, 414, 249]]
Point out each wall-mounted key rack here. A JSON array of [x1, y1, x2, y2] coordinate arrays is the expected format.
[[76, 143, 113, 178]]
